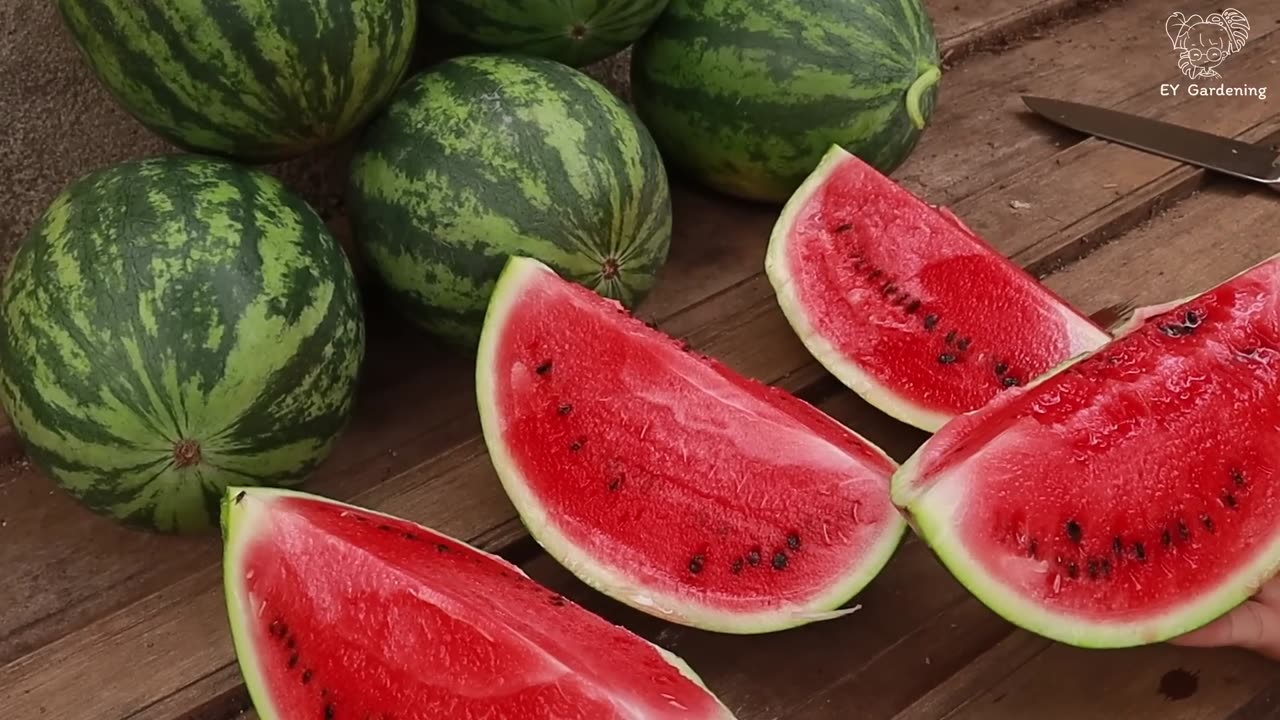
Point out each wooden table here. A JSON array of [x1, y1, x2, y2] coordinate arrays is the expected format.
[[3, 1, 1280, 718]]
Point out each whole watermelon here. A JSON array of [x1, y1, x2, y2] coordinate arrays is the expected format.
[[0, 156, 366, 534], [348, 53, 672, 348], [56, 0, 418, 161], [630, 0, 942, 203], [425, 0, 670, 66]]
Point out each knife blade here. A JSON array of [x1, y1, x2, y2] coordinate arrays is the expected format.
[[1022, 95, 1280, 190]]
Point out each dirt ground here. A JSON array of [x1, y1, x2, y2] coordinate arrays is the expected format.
[[0, 0, 633, 274]]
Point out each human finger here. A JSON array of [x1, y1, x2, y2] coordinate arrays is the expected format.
[[1169, 599, 1280, 660]]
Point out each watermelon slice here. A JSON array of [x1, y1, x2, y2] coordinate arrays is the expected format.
[[222, 486, 738, 719], [891, 254, 1280, 648], [475, 256, 905, 635], [764, 144, 1112, 432]]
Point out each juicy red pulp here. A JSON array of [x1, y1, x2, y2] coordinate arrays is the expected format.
[[781, 152, 1105, 417], [489, 266, 900, 615], [234, 495, 727, 719], [920, 259, 1280, 619]]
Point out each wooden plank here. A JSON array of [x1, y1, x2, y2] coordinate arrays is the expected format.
[[9, 3, 1279, 719]]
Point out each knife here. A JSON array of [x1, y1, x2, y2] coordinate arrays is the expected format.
[[1021, 95, 1280, 192]]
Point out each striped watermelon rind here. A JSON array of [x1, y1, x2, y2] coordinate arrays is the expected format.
[[0, 156, 366, 533], [629, 0, 942, 203], [425, 0, 670, 67], [348, 53, 672, 349], [56, 0, 418, 161]]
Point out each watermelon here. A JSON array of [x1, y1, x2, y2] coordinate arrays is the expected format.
[[475, 256, 905, 634], [765, 145, 1112, 433], [425, 0, 670, 67], [891, 254, 1280, 648], [629, 0, 942, 203], [57, 0, 418, 161], [348, 53, 672, 349], [0, 156, 365, 533], [223, 486, 739, 719]]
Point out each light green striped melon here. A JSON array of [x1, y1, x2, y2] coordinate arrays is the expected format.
[[0, 156, 366, 533], [57, 0, 418, 161], [347, 53, 672, 349], [630, 0, 942, 203], [425, 0, 670, 66]]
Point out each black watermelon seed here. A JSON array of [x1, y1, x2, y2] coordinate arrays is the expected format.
[[608, 476, 623, 492], [1223, 492, 1238, 509], [1066, 563, 1078, 579], [747, 549, 761, 566], [288, 652, 298, 669], [772, 552, 788, 570], [1161, 529, 1173, 547], [536, 361, 552, 375], [787, 533, 801, 550], [569, 439, 583, 452], [234, 490, 246, 505], [1201, 514, 1215, 532], [956, 337, 972, 351], [1184, 310, 1200, 327], [938, 353, 957, 364], [1086, 559, 1099, 579], [557, 403, 572, 415], [689, 554, 705, 574], [1112, 537, 1123, 556], [906, 299, 922, 314], [1178, 519, 1190, 541], [944, 329, 957, 345], [1232, 469, 1246, 486], [924, 314, 939, 330], [302, 670, 313, 685], [1065, 520, 1082, 543], [324, 704, 334, 720], [1134, 542, 1146, 561], [1002, 375, 1021, 387], [436, 544, 449, 553], [403, 532, 417, 541], [994, 362, 1008, 376], [835, 222, 853, 232], [731, 558, 744, 575]]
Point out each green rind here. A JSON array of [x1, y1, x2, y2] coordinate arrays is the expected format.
[[425, 0, 670, 66], [220, 485, 740, 719], [630, 0, 941, 203], [0, 156, 365, 533], [56, 0, 418, 161], [475, 255, 908, 635], [348, 53, 672, 349], [892, 264, 1280, 647]]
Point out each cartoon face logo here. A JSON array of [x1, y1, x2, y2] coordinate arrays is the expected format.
[[1166, 9, 1250, 79]]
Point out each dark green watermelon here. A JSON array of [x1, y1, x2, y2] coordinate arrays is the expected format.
[[57, 0, 418, 161], [424, 0, 670, 66], [630, 0, 942, 203], [347, 53, 672, 349], [0, 156, 366, 533]]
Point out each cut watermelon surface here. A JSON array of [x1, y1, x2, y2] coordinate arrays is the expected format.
[[892, 254, 1280, 648], [475, 256, 905, 634], [765, 144, 1111, 432], [222, 486, 737, 720]]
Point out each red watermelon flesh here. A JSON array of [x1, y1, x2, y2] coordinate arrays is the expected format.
[[891, 254, 1280, 648], [475, 256, 905, 635], [765, 144, 1111, 433], [222, 487, 737, 720]]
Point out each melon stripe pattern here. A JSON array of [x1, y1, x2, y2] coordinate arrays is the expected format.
[[349, 54, 671, 348], [0, 157, 365, 533], [630, 0, 941, 202], [56, 0, 417, 160], [426, 0, 670, 66]]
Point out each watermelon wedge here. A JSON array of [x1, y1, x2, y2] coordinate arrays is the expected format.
[[891, 254, 1280, 648], [222, 486, 738, 719], [765, 144, 1111, 432], [475, 256, 905, 635]]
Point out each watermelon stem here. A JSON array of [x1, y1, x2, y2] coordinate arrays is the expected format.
[[906, 66, 941, 130]]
